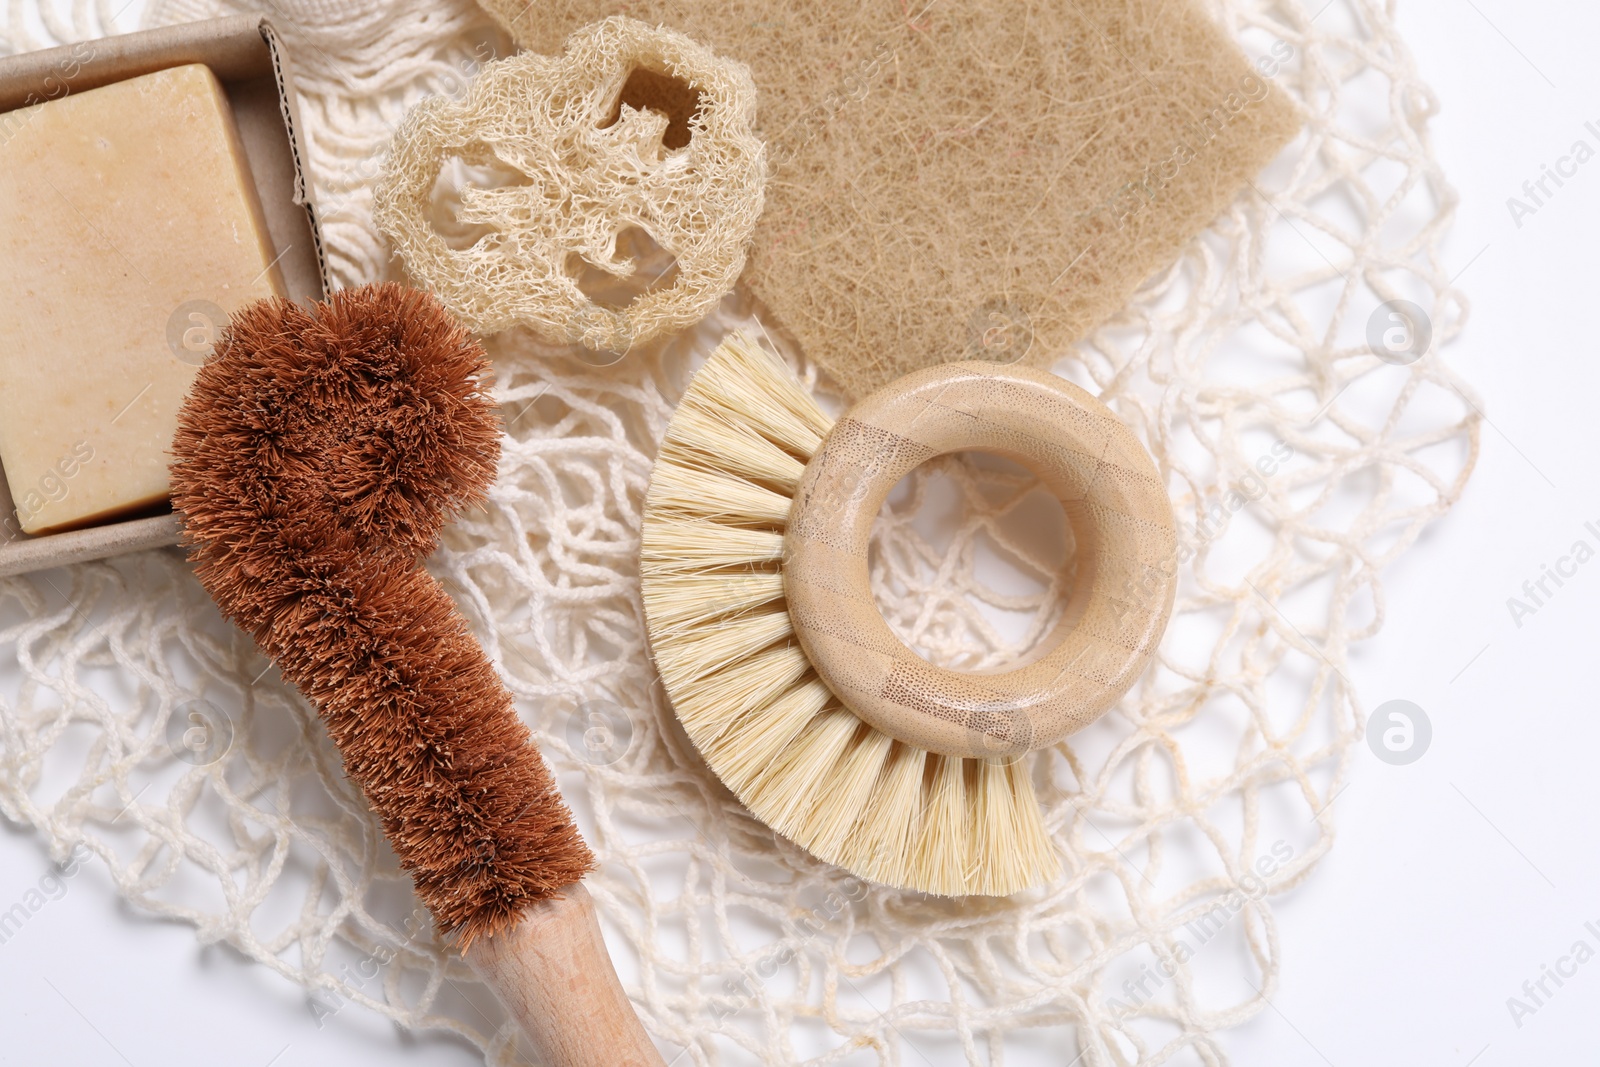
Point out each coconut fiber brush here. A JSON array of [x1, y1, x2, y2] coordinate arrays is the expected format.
[[641, 334, 1178, 896], [170, 283, 663, 1066]]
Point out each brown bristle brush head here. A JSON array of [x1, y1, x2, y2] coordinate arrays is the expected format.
[[171, 284, 663, 1066]]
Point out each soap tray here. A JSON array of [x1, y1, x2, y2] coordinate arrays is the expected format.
[[0, 15, 328, 578]]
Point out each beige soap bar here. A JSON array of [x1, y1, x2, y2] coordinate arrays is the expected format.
[[0, 63, 284, 535]]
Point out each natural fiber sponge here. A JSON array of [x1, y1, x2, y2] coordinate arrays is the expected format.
[[373, 17, 765, 354], [479, 0, 1301, 397]]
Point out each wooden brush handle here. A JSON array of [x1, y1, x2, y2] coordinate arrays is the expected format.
[[465, 883, 665, 1066], [785, 360, 1177, 759]]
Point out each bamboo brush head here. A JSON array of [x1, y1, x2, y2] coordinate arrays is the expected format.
[[170, 283, 593, 946], [641, 335, 1176, 896]]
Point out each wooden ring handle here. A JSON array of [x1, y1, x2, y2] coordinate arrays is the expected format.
[[464, 884, 666, 1067], [784, 361, 1177, 758]]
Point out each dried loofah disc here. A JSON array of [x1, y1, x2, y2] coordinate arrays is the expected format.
[[373, 16, 766, 354]]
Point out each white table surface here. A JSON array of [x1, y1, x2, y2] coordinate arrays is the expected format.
[[1, 1, 1595, 1063]]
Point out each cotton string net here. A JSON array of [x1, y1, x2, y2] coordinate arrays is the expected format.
[[0, 1, 1478, 1064]]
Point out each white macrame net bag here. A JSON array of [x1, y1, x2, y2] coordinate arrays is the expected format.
[[0, 0, 1478, 1063]]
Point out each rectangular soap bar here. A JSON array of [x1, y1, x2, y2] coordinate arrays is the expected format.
[[0, 62, 284, 535]]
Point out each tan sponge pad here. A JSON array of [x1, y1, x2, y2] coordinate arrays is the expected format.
[[374, 17, 766, 353], [0, 63, 285, 534], [481, 0, 1301, 396]]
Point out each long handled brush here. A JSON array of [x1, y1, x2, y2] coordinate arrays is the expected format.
[[640, 334, 1176, 896], [170, 283, 663, 1067]]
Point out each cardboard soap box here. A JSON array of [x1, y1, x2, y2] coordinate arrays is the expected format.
[[0, 15, 328, 578]]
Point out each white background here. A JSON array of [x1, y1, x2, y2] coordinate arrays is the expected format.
[[1224, 0, 1600, 1062], [1, 1, 1597, 1064]]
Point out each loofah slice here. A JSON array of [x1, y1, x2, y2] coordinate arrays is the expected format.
[[373, 17, 766, 355], [641, 335, 1060, 896]]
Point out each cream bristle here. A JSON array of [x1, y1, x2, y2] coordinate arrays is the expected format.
[[661, 406, 807, 492], [672, 643, 811, 745], [843, 742, 930, 887], [641, 333, 1061, 897], [640, 519, 783, 570], [640, 572, 785, 633], [685, 333, 831, 458], [647, 462, 792, 526], [649, 607, 793, 684], [971, 759, 1056, 892], [791, 725, 894, 859], [743, 708, 859, 832], [912, 756, 973, 896], [704, 677, 834, 792]]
